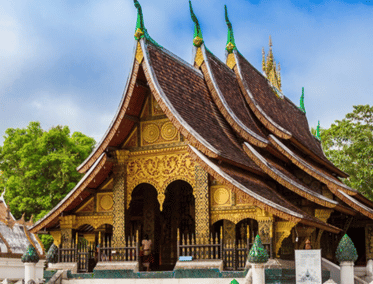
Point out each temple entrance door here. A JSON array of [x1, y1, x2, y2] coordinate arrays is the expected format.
[[160, 180, 195, 270], [128, 183, 160, 268]]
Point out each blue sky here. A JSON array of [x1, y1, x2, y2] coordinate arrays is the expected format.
[[1, 0, 373, 145]]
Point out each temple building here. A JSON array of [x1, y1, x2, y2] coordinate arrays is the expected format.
[[0, 193, 45, 281], [31, 0, 373, 272]]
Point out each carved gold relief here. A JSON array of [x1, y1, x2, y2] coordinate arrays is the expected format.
[[127, 150, 195, 211], [50, 231, 61, 247], [226, 53, 236, 69], [143, 124, 160, 144], [275, 221, 297, 257], [97, 193, 114, 212], [151, 96, 164, 116], [161, 122, 178, 141], [76, 198, 94, 213], [83, 234, 95, 244], [213, 188, 230, 205], [135, 42, 144, 64], [59, 214, 113, 231], [195, 165, 210, 238], [210, 207, 258, 225], [195, 47, 204, 67], [122, 127, 138, 149], [315, 209, 333, 223], [141, 119, 180, 146], [75, 215, 113, 230]]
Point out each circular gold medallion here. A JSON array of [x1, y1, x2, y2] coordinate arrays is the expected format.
[[143, 124, 160, 143], [213, 188, 229, 205], [100, 195, 113, 211], [161, 122, 177, 141]]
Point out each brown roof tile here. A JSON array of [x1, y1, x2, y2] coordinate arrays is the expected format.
[[144, 42, 261, 172], [234, 52, 342, 173]]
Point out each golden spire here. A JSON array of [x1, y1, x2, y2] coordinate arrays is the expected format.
[[262, 35, 282, 92]]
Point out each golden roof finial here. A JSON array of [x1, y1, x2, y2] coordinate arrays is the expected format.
[[262, 35, 282, 92]]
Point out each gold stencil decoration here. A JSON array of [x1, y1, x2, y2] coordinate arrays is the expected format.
[[161, 122, 177, 141], [97, 193, 114, 212], [213, 188, 230, 205], [143, 124, 160, 144]]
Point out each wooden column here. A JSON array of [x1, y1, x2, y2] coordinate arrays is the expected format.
[[112, 150, 130, 247], [194, 165, 210, 239]]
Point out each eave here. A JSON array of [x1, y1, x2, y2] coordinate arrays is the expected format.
[[188, 145, 341, 234], [30, 153, 113, 233]]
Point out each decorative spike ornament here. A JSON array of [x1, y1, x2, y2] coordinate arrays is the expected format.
[[262, 36, 282, 92], [46, 244, 58, 264], [22, 244, 39, 263], [299, 87, 306, 113], [316, 121, 321, 140], [189, 0, 203, 47], [247, 235, 269, 263], [262, 48, 266, 73], [225, 5, 236, 53], [335, 234, 358, 263], [134, 0, 145, 40], [230, 280, 240, 284]]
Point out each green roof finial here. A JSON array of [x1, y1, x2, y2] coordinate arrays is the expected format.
[[230, 280, 240, 284], [225, 5, 236, 53], [299, 87, 306, 113], [134, 0, 145, 40], [189, 0, 203, 47], [336, 234, 358, 263], [316, 120, 321, 140], [247, 235, 269, 263]]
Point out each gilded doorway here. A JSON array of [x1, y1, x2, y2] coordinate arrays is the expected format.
[[160, 180, 195, 270]]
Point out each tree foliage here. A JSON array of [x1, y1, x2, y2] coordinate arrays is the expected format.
[[0, 122, 95, 221], [319, 105, 373, 200]]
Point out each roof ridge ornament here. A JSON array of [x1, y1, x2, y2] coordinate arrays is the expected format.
[[134, 0, 145, 40], [224, 5, 236, 53], [299, 87, 306, 113], [189, 0, 203, 47], [133, 1, 162, 47], [316, 120, 321, 140]]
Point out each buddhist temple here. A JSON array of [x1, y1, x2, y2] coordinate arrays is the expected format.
[[0, 193, 45, 281], [30, 0, 373, 273]]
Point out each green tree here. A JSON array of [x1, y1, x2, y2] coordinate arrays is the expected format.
[[0, 122, 96, 221], [318, 105, 373, 200]]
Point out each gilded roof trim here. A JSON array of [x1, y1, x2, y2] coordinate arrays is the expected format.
[[200, 46, 268, 147], [243, 142, 338, 208], [140, 39, 220, 158], [269, 135, 357, 195], [188, 145, 340, 234], [77, 41, 140, 174], [233, 50, 292, 140], [30, 153, 108, 233]]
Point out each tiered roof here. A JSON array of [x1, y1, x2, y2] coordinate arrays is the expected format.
[[31, 0, 373, 234]]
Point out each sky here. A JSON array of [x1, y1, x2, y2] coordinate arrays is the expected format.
[[1, 0, 373, 145]]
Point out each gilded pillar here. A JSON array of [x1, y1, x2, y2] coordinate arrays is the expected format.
[[194, 165, 210, 238], [112, 150, 130, 247], [60, 215, 76, 248]]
